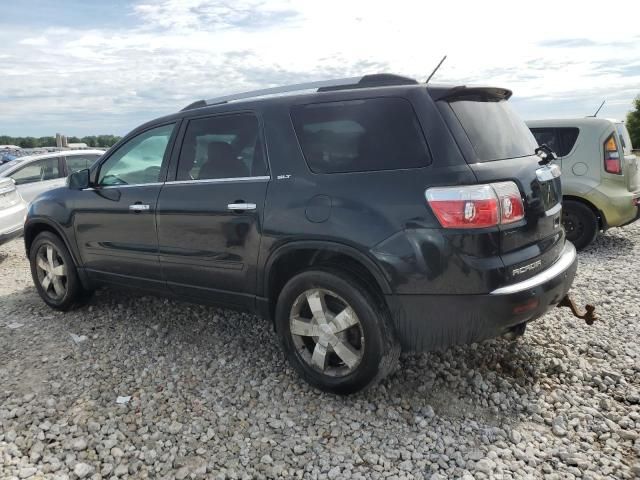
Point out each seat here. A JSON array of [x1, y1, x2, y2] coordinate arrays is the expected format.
[[198, 142, 249, 180]]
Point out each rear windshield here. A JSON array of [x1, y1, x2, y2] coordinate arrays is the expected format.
[[449, 97, 537, 162], [616, 123, 633, 155], [291, 97, 430, 174]]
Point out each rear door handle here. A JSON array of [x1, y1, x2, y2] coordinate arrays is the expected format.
[[129, 204, 150, 212], [227, 202, 256, 211]]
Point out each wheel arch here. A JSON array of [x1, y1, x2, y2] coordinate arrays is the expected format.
[[563, 195, 606, 230], [262, 241, 392, 323], [24, 219, 80, 266]]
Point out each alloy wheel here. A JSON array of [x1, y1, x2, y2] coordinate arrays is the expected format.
[[289, 288, 364, 377], [35, 243, 67, 300]]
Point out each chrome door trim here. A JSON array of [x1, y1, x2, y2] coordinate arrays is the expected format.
[[164, 176, 270, 186]]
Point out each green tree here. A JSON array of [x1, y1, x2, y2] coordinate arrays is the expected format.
[[626, 95, 640, 149], [19, 137, 37, 148]]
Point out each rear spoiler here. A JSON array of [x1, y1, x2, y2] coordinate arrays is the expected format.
[[427, 85, 513, 102]]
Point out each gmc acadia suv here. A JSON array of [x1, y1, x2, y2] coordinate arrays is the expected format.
[[24, 74, 577, 394]]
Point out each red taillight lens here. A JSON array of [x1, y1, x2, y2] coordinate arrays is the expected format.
[[604, 134, 622, 174], [425, 181, 524, 229]]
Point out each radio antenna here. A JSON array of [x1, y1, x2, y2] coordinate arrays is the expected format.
[[589, 100, 606, 117], [425, 55, 447, 84]]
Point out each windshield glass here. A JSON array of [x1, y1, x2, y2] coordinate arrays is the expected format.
[[448, 97, 538, 162], [616, 123, 633, 155], [0, 159, 22, 175]]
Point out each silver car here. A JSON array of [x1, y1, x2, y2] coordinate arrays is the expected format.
[[0, 150, 104, 203], [0, 178, 27, 246]]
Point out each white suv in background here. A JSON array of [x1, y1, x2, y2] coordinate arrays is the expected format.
[[0, 150, 104, 203]]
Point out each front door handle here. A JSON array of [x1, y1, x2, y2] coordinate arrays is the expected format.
[[227, 202, 256, 211], [129, 204, 150, 212]]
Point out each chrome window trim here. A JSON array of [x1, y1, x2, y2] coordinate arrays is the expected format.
[[164, 176, 270, 186], [81, 176, 270, 191], [490, 242, 576, 295], [83, 182, 164, 191]]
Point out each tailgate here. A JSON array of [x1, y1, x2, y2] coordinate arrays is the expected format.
[[469, 156, 564, 282], [432, 87, 565, 283]]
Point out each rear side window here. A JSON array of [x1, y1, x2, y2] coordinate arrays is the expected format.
[[530, 127, 579, 157], [176, 113, 267, 181], [448, 97, 537, 162], [530, 128, 559, 153], [9, 157, 61, 185], [291, 97, 430, 173], [557, 128, 579, 156]]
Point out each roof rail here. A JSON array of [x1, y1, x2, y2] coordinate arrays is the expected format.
[[182, 73, 418, 111]]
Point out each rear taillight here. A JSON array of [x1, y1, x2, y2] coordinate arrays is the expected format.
[[604, 134, 622, 174], [425, 181, 525, 229]]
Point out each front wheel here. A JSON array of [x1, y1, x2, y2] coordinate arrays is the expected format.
[[562, 200, 598, 250], [29, 231, 91, 311], [275, 269, 399, 395]]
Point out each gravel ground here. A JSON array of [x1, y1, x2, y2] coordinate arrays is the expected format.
[[1, 225, 639, 480]]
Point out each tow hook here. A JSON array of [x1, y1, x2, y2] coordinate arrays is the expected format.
[[557, 294, 597, 325]]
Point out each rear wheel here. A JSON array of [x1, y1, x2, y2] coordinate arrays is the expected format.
[[29, 232, 90, 311], [275, 269, 399, 395], [562, 200, 598, 250]]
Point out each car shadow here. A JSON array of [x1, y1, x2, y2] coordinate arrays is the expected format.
[[1, 283, 544, 434]]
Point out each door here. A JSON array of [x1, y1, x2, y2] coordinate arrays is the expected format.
[[8, 156, 65, 202], [73, 123, 177, 289], [156, 112, 269, 308]]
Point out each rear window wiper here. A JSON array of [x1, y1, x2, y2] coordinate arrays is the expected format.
[[535, 144, 558, 165]]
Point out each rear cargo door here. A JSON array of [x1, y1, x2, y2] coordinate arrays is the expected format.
[[616, 123, 639, 192], [433, 89, 564, 280]]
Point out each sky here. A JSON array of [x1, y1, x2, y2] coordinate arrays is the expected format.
[[1, 0, 639, 137]]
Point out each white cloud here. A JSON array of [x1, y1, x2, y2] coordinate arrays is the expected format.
[[1, 0, 639, 136]]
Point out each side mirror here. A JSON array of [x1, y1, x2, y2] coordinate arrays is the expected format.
[[67, 169, 91, 189]]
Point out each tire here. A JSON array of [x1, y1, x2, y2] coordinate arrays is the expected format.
[[29, 231, 91, 311], [275, 268, 400, 395], [562, 200, 598, 250]]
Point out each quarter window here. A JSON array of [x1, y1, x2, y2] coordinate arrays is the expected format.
[[291, 97, 430, 173], [176, 113, 266, 181], [530, 127, 579, 157], [530, 128, 559, 154], [10, 157, 61, 185], [557, 128, 579, 156], [98, 124, 175, 186]]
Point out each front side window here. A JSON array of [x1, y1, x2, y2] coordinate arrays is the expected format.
[[291, 97, 430, 173], [10, 157, 61, 185], [98, 124, 174, 186], [66, 154, 101, 174], [176, 113, 266, 181]]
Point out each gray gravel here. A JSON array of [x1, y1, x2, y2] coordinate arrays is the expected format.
[[1, 224, 639, 479]]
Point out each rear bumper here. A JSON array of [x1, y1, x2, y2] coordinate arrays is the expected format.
[[386, 242, 577, 352], [587, 187, 640, 228]]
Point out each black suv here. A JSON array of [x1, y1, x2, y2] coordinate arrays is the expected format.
[[25, 74, 577, 394]]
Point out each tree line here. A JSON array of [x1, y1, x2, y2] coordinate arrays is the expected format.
[[0, 135, 121, 149], [627, 96, 640, 149]]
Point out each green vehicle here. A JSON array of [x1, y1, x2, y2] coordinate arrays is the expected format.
[[527, 118, 640, 249]]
